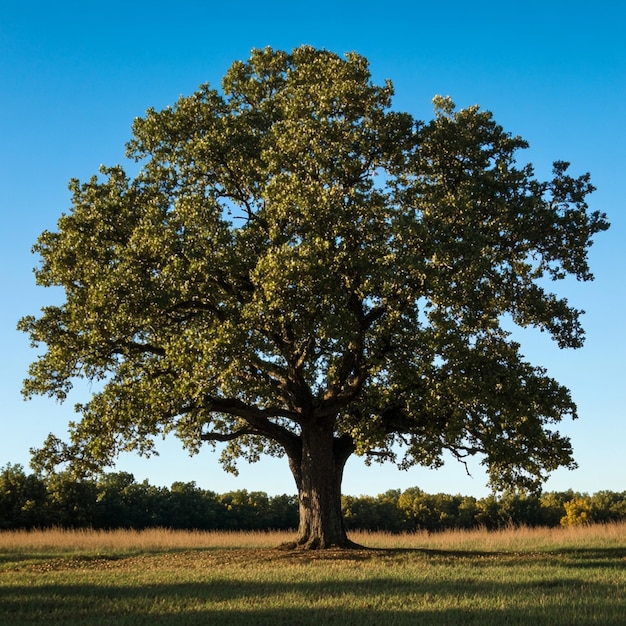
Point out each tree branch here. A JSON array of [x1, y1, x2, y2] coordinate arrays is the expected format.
[[167, 298, 226, 323], [197, 395, 302, 456], [199, 427, 257, 442]]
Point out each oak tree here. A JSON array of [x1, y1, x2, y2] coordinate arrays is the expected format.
[[19, 46, 609, 548]]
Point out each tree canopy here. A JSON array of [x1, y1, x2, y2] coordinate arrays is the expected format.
[[19, 46, 609, 548]]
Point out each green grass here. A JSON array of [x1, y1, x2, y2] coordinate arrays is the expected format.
[[1, 525, 625, 625]]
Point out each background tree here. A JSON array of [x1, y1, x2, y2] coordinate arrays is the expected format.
[[163, 481, 220, 530], [560, 497, 596, 526], [538, 490, 579, 526], [45, 471, 98, 528], [19, 46, 608, 548], [94, 472, 164, 529], [342, 489, 404, 532], [0, 464, 47, 529]]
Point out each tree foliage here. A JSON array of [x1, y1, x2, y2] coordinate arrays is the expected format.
[[19, 46, 609, 546]]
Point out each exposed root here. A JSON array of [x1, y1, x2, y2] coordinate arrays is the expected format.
[[277, 536, 366, 551]]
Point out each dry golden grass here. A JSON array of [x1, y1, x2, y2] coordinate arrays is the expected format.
[[351, 520, 626, 552], [0, 527, 295, 555], [2, 521, 625, 555]]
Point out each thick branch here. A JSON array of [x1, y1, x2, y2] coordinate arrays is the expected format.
[[167, 298, 226, 322], [199, 396, 302, 456], [250, 354, 289, 387], [264, 324, 315, 415], [199, 427, 257, 442], [321, 294, 387, 409], [204, 396, 298, 422]]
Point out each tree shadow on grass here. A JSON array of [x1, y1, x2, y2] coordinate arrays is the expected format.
[[1, 571, 625, 626], [376, 545, 626, 568], [549, 546, 626, 567], [0, 546, 214, 568]]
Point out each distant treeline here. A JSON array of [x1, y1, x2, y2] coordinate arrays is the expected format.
[[1, 464, 625, 531]]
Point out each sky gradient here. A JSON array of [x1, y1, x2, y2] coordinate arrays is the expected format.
[[1, 1, 624, 497]]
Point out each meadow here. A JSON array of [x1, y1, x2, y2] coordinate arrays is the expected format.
[[1, 524, 625, 625]]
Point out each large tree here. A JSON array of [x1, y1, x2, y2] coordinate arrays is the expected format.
[[20, 46, 608, 548]]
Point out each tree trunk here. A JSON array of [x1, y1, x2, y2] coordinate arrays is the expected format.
[[286, 423, 355, 549]]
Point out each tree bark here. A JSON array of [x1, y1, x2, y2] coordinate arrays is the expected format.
[[286, 423, 355, 549]]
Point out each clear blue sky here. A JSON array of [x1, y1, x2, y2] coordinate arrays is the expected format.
[[1, 1, 624, 498]]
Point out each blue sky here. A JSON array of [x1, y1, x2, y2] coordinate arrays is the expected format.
[[1, 1, 624, 498]]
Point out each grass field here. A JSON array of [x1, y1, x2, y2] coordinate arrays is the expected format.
[[1, 524, 625, 625]]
